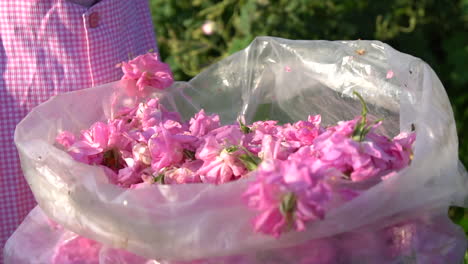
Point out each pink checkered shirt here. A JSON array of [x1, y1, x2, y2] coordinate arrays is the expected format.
[[0, 0, 157, 260]]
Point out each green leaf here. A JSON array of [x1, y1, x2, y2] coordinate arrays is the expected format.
[[225, 145, 239, 153], [227, 36, 253, 55], [279, 192, 297, 216], [238, 154, 260, 171], [238, 119, 252, 134], [238, 0, 256, 35], [351, 91, 378, 142], [152, 173, 165, 184], [353, 91, 368, 119], [449, 206, 465, 224]]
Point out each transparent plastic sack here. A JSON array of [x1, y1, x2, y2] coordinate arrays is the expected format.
[[4, 206, 154, 264], [5, 206, 466, 264], [12, 37, 468, 262]]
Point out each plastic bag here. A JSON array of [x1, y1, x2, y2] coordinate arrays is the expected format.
[[5, 206, 466, 263], [12, 37, 468, 262], [4, 206, 154, 264]]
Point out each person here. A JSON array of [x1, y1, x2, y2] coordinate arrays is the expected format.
[[0, 0, 158, 260]]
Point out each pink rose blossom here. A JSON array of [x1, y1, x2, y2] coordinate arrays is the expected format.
[[121, 52, 174, 96], [208, 124, 245, 146], [56, 131, 76, 149], [258, 135, 294, 161], [78, 122, 111, 152], [52, 235, 101, 264], [115, 155, 145, 187], [132, 143, 151, 165], [148, 126, 185, 172], [134, 98, 183, 130], [196, 135, 247, 184], [310, 117, 395, 182], [282, 115, 322, 147], [244, 159, 332, 237], [388, 132, 416, 170], [165, 160, 203, 184], [66, 122, 110, 164], [189, 109, 220, 137], [250, 120, 281, 143]]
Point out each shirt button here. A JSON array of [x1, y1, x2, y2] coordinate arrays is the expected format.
[[89, 12, 99, 28]]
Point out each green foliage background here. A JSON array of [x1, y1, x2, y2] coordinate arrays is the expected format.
[[148, 0, 468, 260]]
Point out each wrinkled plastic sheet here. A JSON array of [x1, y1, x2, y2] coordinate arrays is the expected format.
[[10, 37, 468, 262], [4, 207, 154, 264], [5, 206, 466, 264]]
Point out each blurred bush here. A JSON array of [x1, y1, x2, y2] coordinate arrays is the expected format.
[[149, 0, 467, 166]]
